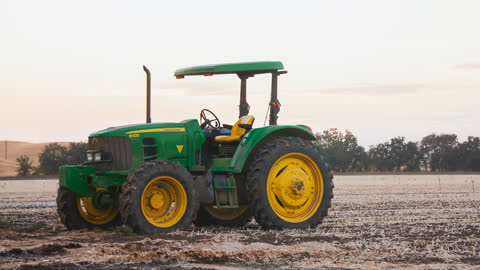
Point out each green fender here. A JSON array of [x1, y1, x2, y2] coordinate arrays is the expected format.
[[230, 125, 316, 173]]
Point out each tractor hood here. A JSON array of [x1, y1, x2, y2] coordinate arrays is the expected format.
[[89, 119, 198, 137]]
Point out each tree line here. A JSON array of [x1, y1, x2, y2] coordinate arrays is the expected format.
[[315, 128, 480, 172], [16, 129, 480, 175], [16, 142, 87, 176]]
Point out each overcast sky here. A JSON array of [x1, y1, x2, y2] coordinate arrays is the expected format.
[[1, 0, 479, 147]]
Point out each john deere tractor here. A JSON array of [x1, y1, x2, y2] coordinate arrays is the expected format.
[[57, 61, 334, 233]]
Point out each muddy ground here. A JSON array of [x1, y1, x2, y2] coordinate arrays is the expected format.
[[0, 175, 479, 269]]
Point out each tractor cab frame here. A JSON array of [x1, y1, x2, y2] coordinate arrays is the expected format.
[[174, 61, 287, 125]]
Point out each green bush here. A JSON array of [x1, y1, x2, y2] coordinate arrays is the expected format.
[[16, 155, 34, 176]]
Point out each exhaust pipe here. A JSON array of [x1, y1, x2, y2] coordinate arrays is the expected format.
[[143, 65, 151, 123]]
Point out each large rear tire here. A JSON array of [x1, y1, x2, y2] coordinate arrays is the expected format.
[[246, 136, 334, 229], [194, 205, 252, 227], [120, 160, 199, 234], [56, 187, 121, 230]]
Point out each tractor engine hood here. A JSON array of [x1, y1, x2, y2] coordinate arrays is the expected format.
[[85, 119, 205, 173], [89, 119, 198, 138]]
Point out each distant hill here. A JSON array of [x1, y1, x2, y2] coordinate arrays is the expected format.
[[0, 141, 70, 177]]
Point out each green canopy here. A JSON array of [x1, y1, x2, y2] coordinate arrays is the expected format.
[[174, 61, 284, 77]]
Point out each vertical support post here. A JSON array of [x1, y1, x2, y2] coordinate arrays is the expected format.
[[4, 139, 6, 160], [239, 75, 250, 118], [143, 65, 152, 124], [269, 72, 280, 125]]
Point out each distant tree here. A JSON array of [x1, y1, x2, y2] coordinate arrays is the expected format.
[[389, 137, 420, 171], [367, 143, 394, 171], [389, 137, 407, 170], [315, 128, 366, 172], [318, 130, 480, 172], [403, 141, 421, 171], [38, 143, 68, 175], [16, 155, 34, 176], [367, 137, 420, 172], [37, 142, 88, 175], [420, 134, 458, 171], [66, 142, 88, 164], [456, 136, 480, 171]]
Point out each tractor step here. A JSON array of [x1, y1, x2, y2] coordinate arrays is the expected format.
[[213, 174, 238, 208]]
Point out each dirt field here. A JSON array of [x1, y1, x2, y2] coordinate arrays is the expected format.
[[0, 175, 479, 269]]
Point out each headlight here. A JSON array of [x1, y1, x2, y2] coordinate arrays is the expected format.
[[86, 150, 112, 163]]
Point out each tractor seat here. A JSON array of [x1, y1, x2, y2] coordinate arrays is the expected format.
[[214, 115, 255, 143]]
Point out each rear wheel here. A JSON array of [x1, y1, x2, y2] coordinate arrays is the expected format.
[[194, 205, 252, 227], [57, 187, 120, 230], [246, 136, 334, 229], [120, 160, 199, 233]]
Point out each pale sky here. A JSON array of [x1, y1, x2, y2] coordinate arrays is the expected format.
[[1, 0, 479, 147]]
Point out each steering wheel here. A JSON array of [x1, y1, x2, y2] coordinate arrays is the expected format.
[[200, 109, 221, 129]]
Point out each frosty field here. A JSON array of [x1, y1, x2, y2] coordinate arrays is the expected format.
[[0, 175, 479, 269]]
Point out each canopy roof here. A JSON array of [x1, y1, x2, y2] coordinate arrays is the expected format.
[[174, 61, 284, 77]]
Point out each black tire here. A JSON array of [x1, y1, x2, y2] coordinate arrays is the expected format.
[[120, 160, 199, 234], [56, 187, 121, 230], [246, 136, 334, 229], [194, 205, 253, 227]]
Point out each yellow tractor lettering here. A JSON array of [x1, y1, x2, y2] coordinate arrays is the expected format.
[[126, 128, 185, 134]]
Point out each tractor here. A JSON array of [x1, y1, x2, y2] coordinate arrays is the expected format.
[[57, 61, 334, 233]]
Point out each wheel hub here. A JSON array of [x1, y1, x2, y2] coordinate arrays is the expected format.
[[150, 193, 165, 209], [292, 180, 305, 195], [274, 167, 311, 208]]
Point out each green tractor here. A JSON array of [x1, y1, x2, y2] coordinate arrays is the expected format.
[[57, 61, 334, 233]]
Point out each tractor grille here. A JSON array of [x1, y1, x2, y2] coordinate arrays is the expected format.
[[88, 136, 132, 171]]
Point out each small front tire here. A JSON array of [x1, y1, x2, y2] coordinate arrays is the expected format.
[[56, 187, 121, 230]]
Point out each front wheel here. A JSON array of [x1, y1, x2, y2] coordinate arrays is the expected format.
[[246, 137, 334, 229], [56, 187, 121, 230], [120, 160, 199, 233]]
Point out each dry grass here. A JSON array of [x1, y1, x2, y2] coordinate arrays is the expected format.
[[0, 175, 479, 269], [0, 141, 70, 177]]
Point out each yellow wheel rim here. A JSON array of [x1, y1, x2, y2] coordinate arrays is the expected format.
[[141, 176, 187, 228], [77, 188, 118, 225], [204, 205, 248, 221], [267, 153, 323, 223]]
